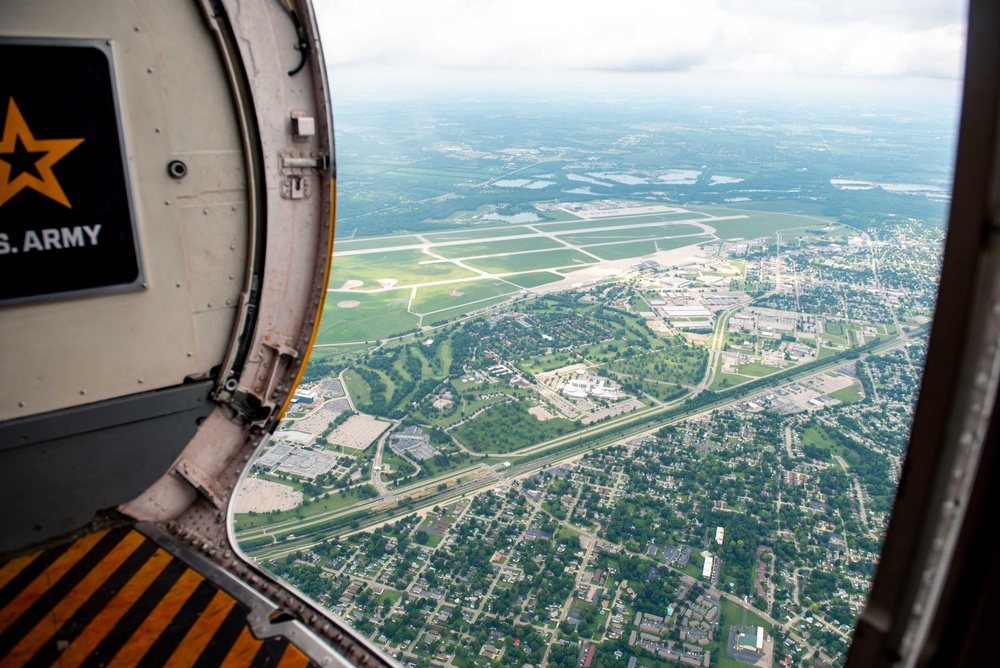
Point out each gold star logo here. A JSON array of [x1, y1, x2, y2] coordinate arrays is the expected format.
[[0, 98, 84, 209]]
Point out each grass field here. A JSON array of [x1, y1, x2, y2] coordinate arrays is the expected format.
[[584, 240, 658, 260], [585, 234, 713, 260], [825, 321, 846, 336], [689, 206, 821, 241], [424, 295, 515, 326], [830, 381, 864, 404], [422, 226, 527, 241], [329, 248, 478, 288], [557, 223, 707, 244], [721, 598, 773, 631], [506, 271, 564, 288], [317, 290, 419, 344], [431, 236, 562, 259], [411, 279, 520, 314], [536, 211, 711, 233], [334, 235, 421, 252], [682, 551, 705, 579], [452, 401, 578, 454], [712, 372, 752, 390], [738, 362, 782, 377], [803, 425, 838, 450], [464, 249, 598, 274], [343, 369, 371, 405]]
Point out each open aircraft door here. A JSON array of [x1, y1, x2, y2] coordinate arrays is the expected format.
[[0, 1, 391, 665]]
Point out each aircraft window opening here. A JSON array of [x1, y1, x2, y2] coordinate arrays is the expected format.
[[227, 2, 975, 667]]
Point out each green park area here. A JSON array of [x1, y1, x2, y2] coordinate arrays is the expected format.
[[829, 381, 864, 403], [317, 290, 418, 344], [431, 236, 562, 259], [452, 401, 578, 454], [465, 249, 597, 274], [411, 280, 520, 315], [329, 248, 478, 288]]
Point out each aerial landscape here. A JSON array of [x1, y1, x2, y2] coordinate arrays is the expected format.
[[231, 79, 955, 668]]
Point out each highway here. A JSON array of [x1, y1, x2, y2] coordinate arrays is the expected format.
[[238, 324, 921, 560]]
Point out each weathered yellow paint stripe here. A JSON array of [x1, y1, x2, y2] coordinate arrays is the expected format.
[[58, 547, 173, 668], [277, 642, 312, 668], [6, 531, 146, 665], [0, 553, 36, 591], [0, 530, 107, 635], [161, 590, 236, 667], [104, 567, 204, 667], [220, 626, 263, 667]]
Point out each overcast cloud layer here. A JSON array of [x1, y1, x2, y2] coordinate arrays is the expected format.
[[314, 0, 966, 80]]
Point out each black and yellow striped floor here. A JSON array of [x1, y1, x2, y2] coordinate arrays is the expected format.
[[0, 525, 316, 666]]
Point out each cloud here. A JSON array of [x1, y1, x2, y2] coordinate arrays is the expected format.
[[314, 0, 966, 80]]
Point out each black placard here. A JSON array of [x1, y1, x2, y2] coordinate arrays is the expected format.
[[0, 39, 143, 304]]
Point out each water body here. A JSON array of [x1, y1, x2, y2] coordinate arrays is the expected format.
[[567, 173, 612, 186], [711, 175, 745, 184], [587, 172, 647, 185], [659, 169, 702, 184]]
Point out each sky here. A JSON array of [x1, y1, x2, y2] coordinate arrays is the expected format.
[[314, 0, 967, 85]]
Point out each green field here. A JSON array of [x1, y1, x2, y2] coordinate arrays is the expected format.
[[411, 279, 520, 314], [424, 295, 515, 326], [507, 271, 564, 289], [557, 223, 707, 244], [738, 361, 783, 377], [431, 236, 562, 259], [586, 234, 713, 261], [803, 425, 838, 451], [451, 401, 578, 454], [712, 372, 752, 390], [536, 211, 710, 233], [343, 369, 372, 405], [689, 206, 820, 241], [334, 235, 421, 252], [422, 226, 526, 242], [584, 240, 657, 260], [830, 381, 864, 403], [465, 249, 597, 274], [329, 248, 478, 288], [318, 290, 418, 344], [825, 321, 846, 336]]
